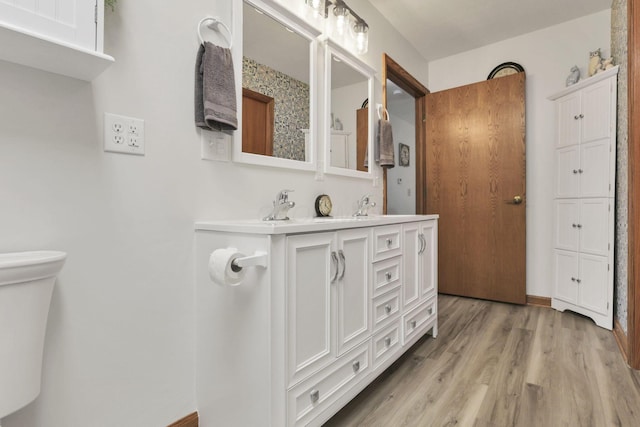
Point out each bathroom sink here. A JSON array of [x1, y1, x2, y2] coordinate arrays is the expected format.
[[0, 251, 67, 286]]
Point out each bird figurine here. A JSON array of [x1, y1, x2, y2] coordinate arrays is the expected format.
[[566, 65, 580, 86]]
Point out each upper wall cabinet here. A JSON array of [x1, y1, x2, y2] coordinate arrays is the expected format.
[[235, 0, 321, 172], [0, 0, 114, 81], [324, 40, 374, 179]]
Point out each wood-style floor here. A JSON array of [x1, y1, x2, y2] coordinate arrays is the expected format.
[[325, 294, 640, 427]]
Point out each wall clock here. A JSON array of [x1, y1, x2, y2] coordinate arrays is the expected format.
[[487, 62, 525, 79]]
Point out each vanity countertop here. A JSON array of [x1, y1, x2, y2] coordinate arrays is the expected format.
[[195, 214, 439, 235]]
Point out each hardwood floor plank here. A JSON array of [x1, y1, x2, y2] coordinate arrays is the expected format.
[[325, 295, 640, 427]]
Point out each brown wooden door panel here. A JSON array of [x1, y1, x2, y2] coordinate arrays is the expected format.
[[426, 73, 526, 304], [242, 87, 274, 156]]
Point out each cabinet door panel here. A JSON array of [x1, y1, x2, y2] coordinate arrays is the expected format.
[[419, 221, 437, 298], [556, 92, 581, 148], [579, 254, 608, 315], [0, 0, 97, 50], [581, 79, 612, 144], [336, 228, 370, 356], [287, 232, 334, 385], [554, 200, 579, 251], [579, 199, 610, 256], [402, 223, 420, 309], [554, 250, 579, 305], [580, 139, 611, 198], [556, 146, 580, 198]]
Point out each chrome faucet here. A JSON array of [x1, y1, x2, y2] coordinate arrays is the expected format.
[[353, 194, 376, 217], [263, 189, 295, 221]]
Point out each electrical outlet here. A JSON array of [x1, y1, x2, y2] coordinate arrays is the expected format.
[[104, 113, 145, 155]]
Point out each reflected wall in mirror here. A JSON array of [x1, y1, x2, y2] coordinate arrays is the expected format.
[[325, 42, 374, 178], [242, 1, 313, 162]]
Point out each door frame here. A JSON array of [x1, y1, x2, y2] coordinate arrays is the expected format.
[[627, 0, 640, 369], [382, 54, 429, 213]]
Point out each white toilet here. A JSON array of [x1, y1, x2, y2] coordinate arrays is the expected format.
[[0, 251, 66, 421]]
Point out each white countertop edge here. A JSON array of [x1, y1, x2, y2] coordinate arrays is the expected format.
[[195, 214, 439, 234]]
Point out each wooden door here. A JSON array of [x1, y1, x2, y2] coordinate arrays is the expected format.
[[425, 73, 526, 304], [242, 88, 274, 156]]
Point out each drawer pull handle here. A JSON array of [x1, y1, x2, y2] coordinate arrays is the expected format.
[[386, 238, 393, 247], [338, 250, 346, 280], [310, 389, 320, 403], [410, 320, 417, 329], [352, 361, 360, 372], [331, 252, 339, 283], [385, 272, 392, 281], [385, 304, 392, 314], [385, 337, 391, 347], [428, 307, 433, 315]]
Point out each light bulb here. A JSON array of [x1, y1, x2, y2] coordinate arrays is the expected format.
[[333, 5, 348, 36], [353, 21, 368, 54]]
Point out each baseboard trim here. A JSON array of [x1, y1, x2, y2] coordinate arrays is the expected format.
[[167, 412, 198, 427], [526, 295, 551, 307], [613, 318, 629, 364]]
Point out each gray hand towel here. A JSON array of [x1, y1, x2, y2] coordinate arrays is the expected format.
[[377, 118, 395, 168], [195, 42, 237, 131]]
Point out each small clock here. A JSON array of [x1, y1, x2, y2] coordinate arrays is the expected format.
[[315, 194, 332, 217], [487, 62, 525, 79]]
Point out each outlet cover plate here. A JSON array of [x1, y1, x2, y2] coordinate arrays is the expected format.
[[104, 113, 145, 155], [200, 129, 231, 161]]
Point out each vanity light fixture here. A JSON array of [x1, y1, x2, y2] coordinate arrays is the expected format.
[[305, 0, 369, 54]]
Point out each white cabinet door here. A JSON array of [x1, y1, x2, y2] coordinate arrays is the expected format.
[[401, 223, 420, 309], [556, 146, 580, 198], [554, 199, 579, 251], [554, 250, 579, 305], [580, 139, 612, 198], [579, 199, 610, 256], [335, 228, 370, 356], [0, 0, 97, 50], [419, 221, 437, 299], [286, 232, 335, 385], [556, 91, 581, 148], [581, 79, 612, 144], [578, 253, 609, 315], [330, 133, 349, 168]]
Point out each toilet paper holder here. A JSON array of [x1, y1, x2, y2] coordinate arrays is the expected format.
[[230, 251, 268, 271]]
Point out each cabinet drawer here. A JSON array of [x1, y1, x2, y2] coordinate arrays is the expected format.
[[372, 256, 401, 296], [403, 298, 437, 345], [372, 288, 401, 331], [373, 225, 402, 261], [372, 322, 401, 369], [287, 341, 370, 426]]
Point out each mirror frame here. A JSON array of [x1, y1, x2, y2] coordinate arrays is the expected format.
[[234, 0, 322, 171], [323, 39, 375, 179]]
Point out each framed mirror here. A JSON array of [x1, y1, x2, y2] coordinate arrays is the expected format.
[[323, 40, 374, 179], [235, 0, 321, 171]]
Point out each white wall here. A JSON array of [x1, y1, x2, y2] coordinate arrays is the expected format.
[[387, 110, 416, 214], [428, 10, 611, 298], [0, 1, 429, 426]]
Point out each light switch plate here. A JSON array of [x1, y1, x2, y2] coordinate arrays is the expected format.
[[104, 113, 145, 155], [200, 129, 231, 161]]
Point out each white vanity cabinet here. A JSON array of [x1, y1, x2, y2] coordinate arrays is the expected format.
[[549, 66, 617, 330], [195, 215, 438, 427]]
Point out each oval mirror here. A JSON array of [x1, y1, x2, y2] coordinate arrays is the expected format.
[[236, 0, 321, 171], [323, 40, 374, 179]]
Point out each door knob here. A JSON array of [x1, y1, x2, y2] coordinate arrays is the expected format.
[[506, 196, 522, 205]]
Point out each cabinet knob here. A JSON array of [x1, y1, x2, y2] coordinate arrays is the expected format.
[[572, 223, 577, 228], [352, 361, 360, 372], [385, 337, 391, 347], [574, 115, 580, 120], [385, 271, 392, 281], [576, 278, 582, 284], [310, 389, 320, 403], [385, 304, 392, 314], [579, 114, 584, 119], [428, 307, 433, 315], [410, 320, 417, 329], [573, 169, 578, 174], [386, 238, 393, 247], [577, 224, 582, 229], [578, 169, 584, 174]]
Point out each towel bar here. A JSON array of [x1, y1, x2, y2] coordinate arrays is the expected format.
[[197, 16, 233, 48]]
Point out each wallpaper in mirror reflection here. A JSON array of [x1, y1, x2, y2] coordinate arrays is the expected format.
[[242, 2, 311, 161], [330, 55, 369, 171]]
